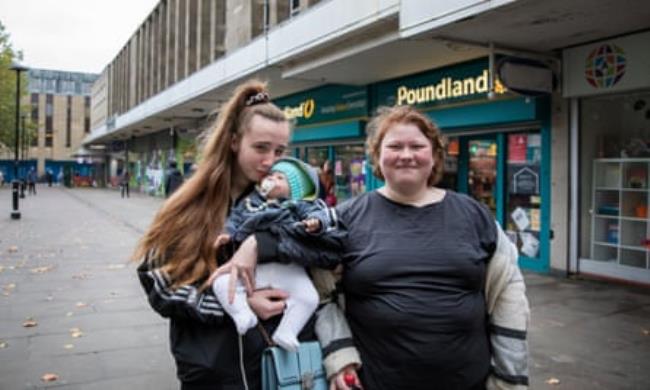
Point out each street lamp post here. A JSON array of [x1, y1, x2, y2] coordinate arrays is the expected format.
[[10, 62, 28, 220], [19, 114, 27, 198]]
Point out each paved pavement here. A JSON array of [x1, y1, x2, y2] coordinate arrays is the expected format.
[[0, 186, 649, 389]]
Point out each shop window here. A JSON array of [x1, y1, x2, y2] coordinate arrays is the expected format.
[[333, 144, 366, 202], [579, 92, 650, 271], [505, 132, 542, 259], [468, 139, 498, 215], [305, 146, 328, 169], [439, 136, 459, 190]]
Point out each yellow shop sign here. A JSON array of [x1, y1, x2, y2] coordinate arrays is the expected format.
[[396, 70, 506, 105], [283, 98, 316, 120]]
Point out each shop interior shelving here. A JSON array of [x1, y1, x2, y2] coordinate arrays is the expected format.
[[591, 158, 650, 269]]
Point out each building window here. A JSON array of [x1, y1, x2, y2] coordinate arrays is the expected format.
[[45, 94, 53, 147], [290, 0, 300, 16], [31, 93, 39, 146], [84, 96, 91, 133], [66, 96, 72, 148]]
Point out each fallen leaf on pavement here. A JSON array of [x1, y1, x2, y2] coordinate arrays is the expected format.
[[107, 264, 126, 270], [75, 302, 88, 308], [23, 318, 38, 327], [31, 266, 54, 274], [63, 344, 74, 350], [643, 329, 649, 336], [3, 283, 16, 296], [69, 328, 83, 338], [0, 265, 4, 273], [7, 246, 18, 253], [41, 373, 59, 382], [72, 273, 90, 280], [0, 340, 7, 348], [546, 377, 560, 385]]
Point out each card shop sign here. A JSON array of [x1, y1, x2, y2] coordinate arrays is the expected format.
[[511, 166, 539, 195]]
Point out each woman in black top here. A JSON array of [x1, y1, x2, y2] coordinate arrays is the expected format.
[[221, 105, 530, 390]]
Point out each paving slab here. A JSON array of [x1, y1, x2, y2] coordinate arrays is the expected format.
[[1, 186, 649, 389]]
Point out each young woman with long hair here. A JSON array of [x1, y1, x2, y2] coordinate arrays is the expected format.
[[134, 80, 360, 390]]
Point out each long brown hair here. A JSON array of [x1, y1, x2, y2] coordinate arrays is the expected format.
[[366, 105, 445, 186], [132, 80, 287, 288]]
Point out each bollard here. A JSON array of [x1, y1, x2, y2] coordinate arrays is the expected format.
[[11, 179, 21, 219]]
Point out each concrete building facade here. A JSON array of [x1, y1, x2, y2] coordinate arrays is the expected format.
[[0, 69, 99, 185], [85, 0, 650, 284]]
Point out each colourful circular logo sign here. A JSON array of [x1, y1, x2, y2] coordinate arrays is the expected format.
[[585, 44, 626, 88]]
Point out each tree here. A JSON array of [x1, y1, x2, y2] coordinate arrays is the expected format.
[[0, 20, 28, 157]]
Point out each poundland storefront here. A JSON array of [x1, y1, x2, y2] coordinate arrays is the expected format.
[[275, 85, 375, 204], [372, 58, 552, 272]]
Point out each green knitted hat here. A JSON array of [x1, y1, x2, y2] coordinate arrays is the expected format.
[[270, 157, 317, 200]]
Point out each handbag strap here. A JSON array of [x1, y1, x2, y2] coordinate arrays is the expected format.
[[257, 322, 275, 348]]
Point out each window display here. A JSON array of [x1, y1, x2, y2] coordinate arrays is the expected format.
[[305, 146, 328, 169], [579, 92, 650, 275], [468, 139, 497, 215], [333, 144, 366, 202], [439, 136, 459, 190], [506, 132, 542, 259]]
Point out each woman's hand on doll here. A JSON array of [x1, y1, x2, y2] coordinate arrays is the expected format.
[[207, 235, 258, 303], [302, 218, 321, 233], [247, 288, 289, 320], [213, 233, 231, 251], [330, 365, 362, 390]]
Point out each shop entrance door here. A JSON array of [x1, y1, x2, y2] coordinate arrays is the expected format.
[[441, 135, 502, 221], [442, 131, 545, 263], [466, 137, 499, 217]]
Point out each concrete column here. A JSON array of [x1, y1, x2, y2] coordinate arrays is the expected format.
[[184, 0, 190, 79], [165, 0, 172, 88], [550, 91, 570, 273], [173, 0, 180, 83]]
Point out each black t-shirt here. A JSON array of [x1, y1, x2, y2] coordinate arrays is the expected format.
[[337, 190, 497, 390]]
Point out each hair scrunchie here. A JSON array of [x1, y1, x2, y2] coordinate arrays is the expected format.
[[245, 91, 270, 106]]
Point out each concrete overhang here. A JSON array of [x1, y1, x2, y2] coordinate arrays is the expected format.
[[405, 0, 650, 53], [86, 0, 650, 147]]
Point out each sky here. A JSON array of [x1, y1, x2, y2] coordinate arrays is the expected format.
[[0, 0, 160, 74]]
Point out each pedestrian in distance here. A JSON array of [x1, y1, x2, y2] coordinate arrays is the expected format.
[[222, 105, 530, 390], [120, 169, 130, 198], [0, 169, 4, 187], [164, 161, 184, 198], [46, 169, 53, 187], [27, 168, 37, 195], [211, 156, 345, 351], [133, 80, 360, 390]]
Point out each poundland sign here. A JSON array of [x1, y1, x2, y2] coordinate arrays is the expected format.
[[275, 85, 367, 126], [377, 58, 507, 108]]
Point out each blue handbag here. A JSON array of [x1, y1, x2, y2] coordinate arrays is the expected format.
[[261, 341, 327, 390]]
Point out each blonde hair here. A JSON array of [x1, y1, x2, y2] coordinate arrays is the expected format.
[[366, 105, 445, 186], [132, 80, 287, 288]]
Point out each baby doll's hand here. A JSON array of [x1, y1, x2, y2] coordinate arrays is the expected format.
[[213, 234, 231, 250], [302, 218, 321, 233]]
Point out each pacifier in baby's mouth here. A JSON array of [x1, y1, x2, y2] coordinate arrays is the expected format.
[[259, 176, 276, 196]]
